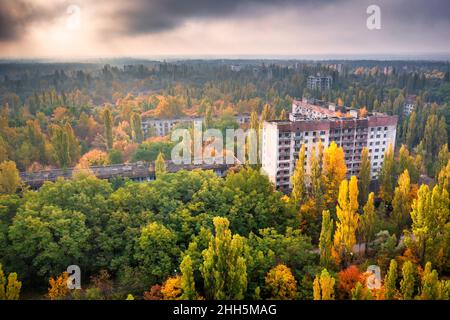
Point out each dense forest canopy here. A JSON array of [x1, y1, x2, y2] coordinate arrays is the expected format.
[[0, 59, 449, 300]]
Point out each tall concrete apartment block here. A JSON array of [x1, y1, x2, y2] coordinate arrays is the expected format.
[[307, 75, 333, 90], [262, 99, 397, 192]]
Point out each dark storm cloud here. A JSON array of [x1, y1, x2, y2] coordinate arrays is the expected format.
[[110, 0, 347, 34], [0, 0, 62, 41]]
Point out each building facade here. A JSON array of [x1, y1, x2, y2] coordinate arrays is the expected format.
[[142, 114, 251, 137], [261, 100, 397, 192], [307, 75, 333, 90]]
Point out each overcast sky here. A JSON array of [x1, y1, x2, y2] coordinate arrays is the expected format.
[[0, 0, 449, 59]]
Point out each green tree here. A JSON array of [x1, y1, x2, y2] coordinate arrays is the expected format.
[[319, 210, 333, 269], [407, 184, 449, 266], [201, 217, 248, 300], [420, 262, 440, 300], [379, 144, 395, 203], [384, 259, 398, 300], [0, 161, 21, 194], [51, 124, 71, 168], [65, 122, 81, 165], [180, 255, 196, 300], [130, 112, 144, 144], [359, 192, 377, 255], [400, 261, 415, 300], [392, 170, 411, 234], [134, 222, 179, 285], [351, 282, 372, 300], [155, 152, 167, 177], [291, 144, 306, 206], [358, 147, 371, 206], [0, 264, 22, 300], [103, 107, 114, 150]]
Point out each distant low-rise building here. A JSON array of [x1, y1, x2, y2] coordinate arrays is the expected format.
[[141, 114, 251, 137], [261, 99, 397, 192]]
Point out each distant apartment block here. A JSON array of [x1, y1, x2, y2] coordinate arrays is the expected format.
[[307, 75, 333, 90], [142, 114, 250, 137], [403, 95, 417, 116], [262, 99, 397, 192]]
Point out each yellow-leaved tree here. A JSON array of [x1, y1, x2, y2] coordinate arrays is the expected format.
[[333, 176, 359, 267], [264, 264, 298, 300], [322, 142, 347, 209], [313, 269, 335, 300]]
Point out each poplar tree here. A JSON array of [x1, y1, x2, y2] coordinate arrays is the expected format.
[[358, 147, 371, 205], [313, 269, 335, 300], [155, 152, 166, 177], [131, 112, 144, 144], [379, 144, 395, 203], [420, 262, 439, 300], [201, 217, 248, 300], [392, 170, 411, 234], [322, 142, 347, 209], [291, 144, 306, 206], [409, 184, 449, 266], [0, 161, 21, 195], [384, 259, 398, 300], [65, 122, 80, 165], [400, 261, 415, 300], [333, 177, 359, 266], [319, 210, 334, 269], [359, 192, 377, 254], [180, 255, 196, 300], [103, 107, 114, 150]]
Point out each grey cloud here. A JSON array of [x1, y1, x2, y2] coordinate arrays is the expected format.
[[0, 0, 63, 41]]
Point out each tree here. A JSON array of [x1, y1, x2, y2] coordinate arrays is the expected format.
[[379, 144, 395, 203], [407, 184, 449, 267], [322, 142, 347, 209], [400, 261, 415, 300], [180, 255, 196, 300], [358, 147, 371, 205], [351, 282, 373, 300], [264, 264, 298, 300], [201, 217, 248, 300], [419, 262, 439, 300], [0, 264, 22, 300], [278, 109, 287, 120], [204, 105, 213, 129], [319, 210, 333, 269], [48, 272, 70, 300], [309, 141, 324, 209], [359, 192, 377, 255], [333, 177, 359, 266], [65, 122, 81, 164], [51, 124, 71, 168], [134, 222, 179, 285], [155, 152, 167, 177], [130, 112, 144, 144], [313, 269, 335, 300], [103, 107, 114, 150], [392, 170, 411, 234], [384, 259, 398, 300], [337, 265, 363, 299], [290, 144, 306, 206], [161, 275, 182, 300], [405, 111, 417, 148], [0, 161, 21, 194]]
